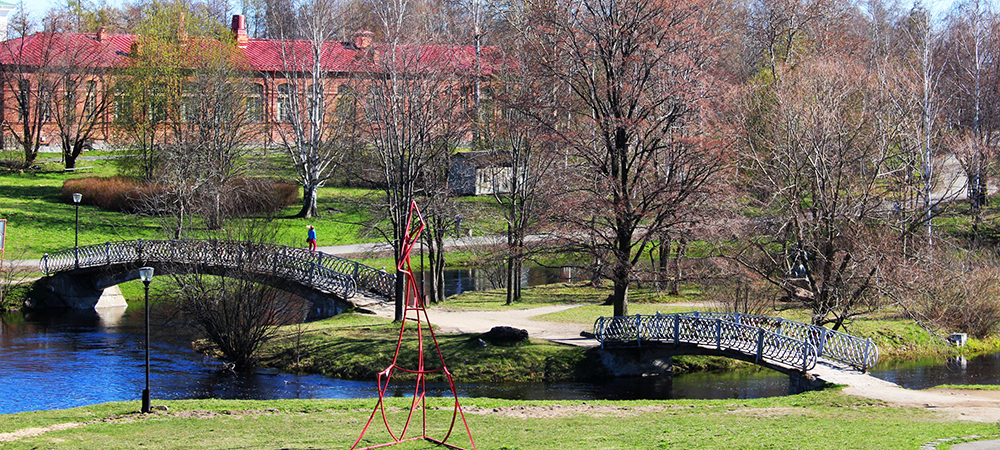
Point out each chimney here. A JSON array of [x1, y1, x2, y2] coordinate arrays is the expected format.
[[177, 12, 188, 43], [231, 15, 249, 48], [97, 26, 107, 42], [353, 30, 373, 50]]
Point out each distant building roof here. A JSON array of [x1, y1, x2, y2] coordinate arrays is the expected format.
[[0, 15, 502, 76]]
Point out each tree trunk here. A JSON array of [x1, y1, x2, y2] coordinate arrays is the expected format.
[[612, 275, 629, 317], [393, 264, 404, 321], [506, 255, 516, 305], [63, 139, 79, 170], [670, 238, 686, 296], [433, 233, 445, 303], [298, 184, 318, 218], [658, 235, 671, 290]]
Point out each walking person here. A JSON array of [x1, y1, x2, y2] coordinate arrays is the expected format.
[[307, 225, 317, 252]]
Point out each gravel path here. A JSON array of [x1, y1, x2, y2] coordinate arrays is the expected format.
[[359, 300, 1000, 425]]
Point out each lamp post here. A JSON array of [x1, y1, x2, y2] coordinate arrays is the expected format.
[[138, 266, 154, 413], [72, 193, 81, 268]]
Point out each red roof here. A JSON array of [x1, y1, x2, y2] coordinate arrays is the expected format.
[[0, 31, 501, 75], [0, 32, 134, 67]]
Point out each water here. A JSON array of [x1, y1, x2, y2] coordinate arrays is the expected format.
[[869, 353, 1000, 389], [0, 306, 792, 414]]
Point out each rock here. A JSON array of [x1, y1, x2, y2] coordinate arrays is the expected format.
[[480, 326, 528, 345]]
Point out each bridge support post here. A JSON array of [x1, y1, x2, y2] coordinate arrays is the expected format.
[[788, 372, 823, 395]]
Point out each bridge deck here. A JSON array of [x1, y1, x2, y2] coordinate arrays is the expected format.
[[594, 312, 879, 372]]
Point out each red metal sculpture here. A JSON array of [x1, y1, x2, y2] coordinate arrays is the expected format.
[[351, 201, 476, 450]]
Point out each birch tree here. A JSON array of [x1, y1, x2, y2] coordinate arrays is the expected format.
[[269, 0, 355, 218]]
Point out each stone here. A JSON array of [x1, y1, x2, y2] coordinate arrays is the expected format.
[[480, 326, 528, 345]]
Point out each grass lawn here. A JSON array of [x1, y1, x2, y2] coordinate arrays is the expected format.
[[257, 313, 597, 383], [435, 282, 704, 312], [0, 157, 382, 259], [0, 391, 998, 449]]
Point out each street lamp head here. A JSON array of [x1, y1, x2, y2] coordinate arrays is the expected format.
[[139, 267, 154, 283], [72, 193, 82, 204]]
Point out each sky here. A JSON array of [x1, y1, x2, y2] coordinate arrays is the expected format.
[[12, 0, 976, 30]]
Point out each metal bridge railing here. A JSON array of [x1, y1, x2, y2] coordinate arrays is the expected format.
[[593, 312, 880, 372], [672, 311, 879, 371], [40, 240, 397, 301]]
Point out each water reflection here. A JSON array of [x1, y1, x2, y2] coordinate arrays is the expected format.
[[869, 353, 1000, 389]]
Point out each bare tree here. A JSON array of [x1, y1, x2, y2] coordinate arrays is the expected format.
[[353, 0, 470, 320], [737, 57, 912, 329], [481, 65, 563, 305], [0, 32, 55, 167], [161, 41, 257, 232], [268, 0, 355, 218], [898, 4, 945, 250], [525, 0, 728, 316], [49, 33, 116, 170], [940, 0, 998, 240], [418, 155, 458, 305], [174, 218, 305, 371]]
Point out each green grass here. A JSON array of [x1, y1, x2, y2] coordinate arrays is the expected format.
[[257, 312, 599, 383], [436, 282, 704, 311], [0, 163, 164, 258], [1, 391, 998, 449], [0, 154, 501, 260], [0, 158, 379, 259], [933, 385, 1000, 391]]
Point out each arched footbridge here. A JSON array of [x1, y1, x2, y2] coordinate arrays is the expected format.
[[37, 239, 396, 310], [593, 312, 878, 378]]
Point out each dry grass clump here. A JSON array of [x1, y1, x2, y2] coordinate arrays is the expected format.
[[62, 177, 298, 215], [61, 176, 148, 212]]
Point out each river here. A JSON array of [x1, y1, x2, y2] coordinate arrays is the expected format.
[[2, 266, 983, 415], [0, 303, 793, 415]]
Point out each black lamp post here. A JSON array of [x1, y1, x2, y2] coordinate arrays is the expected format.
[[139, 266, 154, 413], [72, 193, 81, 268]]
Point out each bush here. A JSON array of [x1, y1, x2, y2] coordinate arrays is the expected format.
[[230, 178, 298, 214], [62, 177, 298, 215], [906, 259, 1000, 339], [62, 176, 148, 212]]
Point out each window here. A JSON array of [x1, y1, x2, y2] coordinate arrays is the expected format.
[[17, 80, 29, 122], [335, 84, 354, 118], [277, 84, 293, 122], [113, 85, 130, 122], [83, 81, 98, 118], [148, 82, 168, 123], [38, 85, 52, 122], [181, 82, 197, 122], [247, 84, 264, 122], [63, 83, 77, 124]]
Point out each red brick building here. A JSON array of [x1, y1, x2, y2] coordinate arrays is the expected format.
[[0, 15, 492, 152]]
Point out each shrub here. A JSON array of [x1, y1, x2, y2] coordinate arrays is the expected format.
[[62, 177, 298, 215], [230, 178, 298, 214], [905, 257, 1000, 339], [62, 176, 147, 212]]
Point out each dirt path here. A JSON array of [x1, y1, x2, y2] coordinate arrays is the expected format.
[[361, 301, 598, 347], [811, 361, 1000, 423], [361, 300, 1000, 424]]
